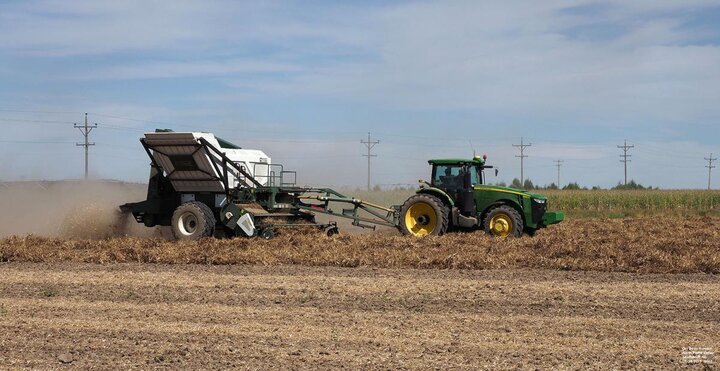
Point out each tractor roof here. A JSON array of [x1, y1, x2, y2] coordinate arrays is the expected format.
[[428, 156, 486, 166]]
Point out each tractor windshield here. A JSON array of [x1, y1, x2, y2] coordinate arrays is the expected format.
[[433, 165, 463, 189], [433, 164, 484, 189]]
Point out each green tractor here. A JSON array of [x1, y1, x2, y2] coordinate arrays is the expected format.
[[398, 156, 564, 237]]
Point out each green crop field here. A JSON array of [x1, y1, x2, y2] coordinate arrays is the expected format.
[[542, 190, 720, 218], [343, 188, 720, 219]]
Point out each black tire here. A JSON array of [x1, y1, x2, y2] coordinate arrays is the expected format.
[[142, 214, 157, 227], [171, 201, 216, 240], [399, 194, 449, 236], [483, 205, 524, 238], [326, 226, 339, 237], [260, 228, 275, 240]]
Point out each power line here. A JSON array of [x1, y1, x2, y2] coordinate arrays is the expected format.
[[617, 139, 634, 185], [0, 118, 74, 125], [0, 140, 74, 144], [87, 112, 180, 128], [512, 137, 532, 186], [553, 160, 564, 187], [0, 117, 143, 133], [361, 132, 379, 191], [706, 153, 717, 190], [74, 113, 98, 180], [0, 108, 83, 114]]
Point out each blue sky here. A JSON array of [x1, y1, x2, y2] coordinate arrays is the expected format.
[[0, 0, 719, 188]]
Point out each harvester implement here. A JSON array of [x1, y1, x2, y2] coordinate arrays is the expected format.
[[119, 131, 399, 240]]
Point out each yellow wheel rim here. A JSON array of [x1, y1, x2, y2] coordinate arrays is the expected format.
[[404, 202, 438, 236], [489, 213, 513, 237]]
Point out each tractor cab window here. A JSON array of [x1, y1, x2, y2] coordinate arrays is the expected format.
[[433, 165, 464, 190], [470, 166, 482, 186]]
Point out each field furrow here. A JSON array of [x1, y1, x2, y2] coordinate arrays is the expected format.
[[1, 264, 718, 369]]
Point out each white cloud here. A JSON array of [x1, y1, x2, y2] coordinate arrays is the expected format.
[[0, 0, 374, 56], [161, 1, 720, 132], [1, 0, 719, 188]]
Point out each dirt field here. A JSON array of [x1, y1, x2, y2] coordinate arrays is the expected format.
[[0, 263, 717, 369], [1, 182, 718, 368]]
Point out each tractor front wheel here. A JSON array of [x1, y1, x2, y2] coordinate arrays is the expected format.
[[171, 201, 216, 240], [483, 205, 524, 238], [399, 194, 449, 237]]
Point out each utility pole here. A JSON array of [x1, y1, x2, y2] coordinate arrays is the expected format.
[[512, 137, 532, 186], [706, 153, 717, 190], [617, 139, 634, 185], [74, 113, 98, 179], [553, 160, 564, 188], [361, 132, 379, 191]]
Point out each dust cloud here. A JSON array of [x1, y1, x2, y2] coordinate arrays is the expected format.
[[0, 181, 158, 239], [0, 180, 395, 240]]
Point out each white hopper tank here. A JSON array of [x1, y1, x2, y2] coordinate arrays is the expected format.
[[143, 131, 271, 193]]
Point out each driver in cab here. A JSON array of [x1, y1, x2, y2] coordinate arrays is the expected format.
[[439, 167, 463, 190]]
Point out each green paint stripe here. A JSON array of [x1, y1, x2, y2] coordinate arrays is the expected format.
[[473, 186, 529, 198]]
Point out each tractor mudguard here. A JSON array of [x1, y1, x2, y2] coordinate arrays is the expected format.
[[417, 187, 455, 207], [119, 198, 178, 227]]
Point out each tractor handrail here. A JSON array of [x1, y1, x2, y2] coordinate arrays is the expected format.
[[251, 162, 297, 187]]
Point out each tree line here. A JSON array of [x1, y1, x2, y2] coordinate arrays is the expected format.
[[493, 179, 656, 191]]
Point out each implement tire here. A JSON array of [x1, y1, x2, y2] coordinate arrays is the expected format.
[[483, 205, 523, 238], [399, 194, 449, 237], [171, 201, 216, 240]]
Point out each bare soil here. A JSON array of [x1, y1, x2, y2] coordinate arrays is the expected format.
[[0, 263, 717, 369], [1, 182, 718, 368]]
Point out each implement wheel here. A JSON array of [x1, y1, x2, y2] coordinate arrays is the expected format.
[[260, 228, 275, 240], [399, 194, 449, 237], [171, 201, 216, 240], [483, 205, 523, 238]]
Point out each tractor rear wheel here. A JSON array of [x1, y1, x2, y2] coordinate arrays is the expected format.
[[171, 201, 216, 240], [399, 194, 449, 237], [483, 205, 523, 238]]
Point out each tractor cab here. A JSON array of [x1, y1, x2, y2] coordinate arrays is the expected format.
[[428, 156, 492, 217], [429, 156, 489, 190]]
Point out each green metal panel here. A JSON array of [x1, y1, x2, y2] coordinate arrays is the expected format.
[[473, 191, 528, 224], [542, 211, 565, 225], [473, 184, 532, 197], [216, 136, 242, 149], [417, 187, 455, 207], [470, 185, 551, 229], [220, 203, 245, 230]]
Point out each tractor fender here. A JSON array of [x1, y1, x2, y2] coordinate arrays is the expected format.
[[480, 199, 525, 225], [417, 187, 455, 208]]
